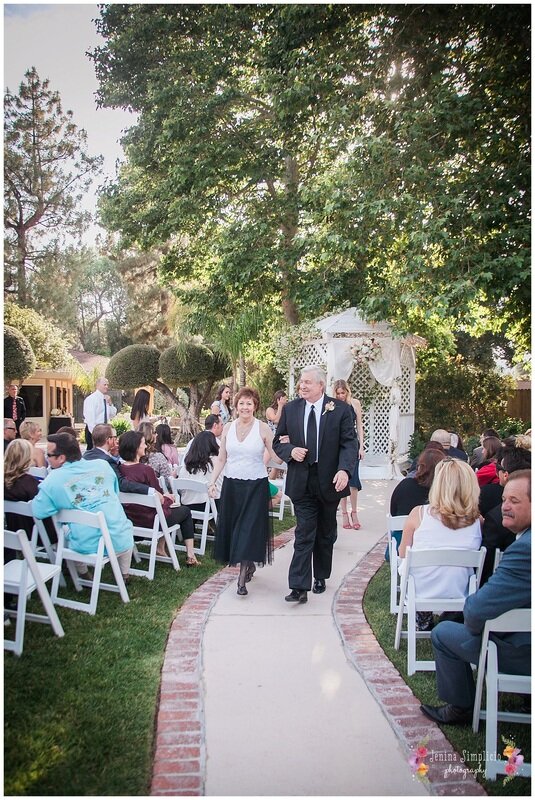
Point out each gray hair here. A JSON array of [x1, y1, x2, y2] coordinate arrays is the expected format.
[[300, 365, 326, 386]]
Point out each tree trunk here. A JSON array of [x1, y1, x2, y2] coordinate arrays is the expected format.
[[16, 227, 28, 305]]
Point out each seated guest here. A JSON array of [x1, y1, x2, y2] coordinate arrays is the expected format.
[[470, 428, 500, 469], [399, 459, 482, 631], [475, 436, 502, 487], [32, 433, 134, 582], [178, 431, 222, 512], [84, 423, 157, 496], [182, 414, 224, 460], [4, 439, 55, 542], [430, 429, 468, 461], [479, 445, 531, 585], [19, 420, 47, 467], [4, 418, 17, 452], [386, 447, 446, 559], [421, 470, 531, 725], [138, 421, 177, 490], [56, 426, 79, 439], [155, 423, 180, 466], [406, 440, 444, 478], [118, 430, 200, 566]]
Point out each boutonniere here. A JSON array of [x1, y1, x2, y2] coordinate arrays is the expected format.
[[322, 401, 336, 416]]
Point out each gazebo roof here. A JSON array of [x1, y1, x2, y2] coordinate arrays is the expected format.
[[314, 308, 391, 336]]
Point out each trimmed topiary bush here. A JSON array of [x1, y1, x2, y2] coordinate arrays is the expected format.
[[160, 343, 214, 387], [106, 344, 160, 389], [4, 325, 36, 382]]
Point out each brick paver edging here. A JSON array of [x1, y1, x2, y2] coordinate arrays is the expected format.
[[333, 538, 486, 796], [150, 528, 295, 796]]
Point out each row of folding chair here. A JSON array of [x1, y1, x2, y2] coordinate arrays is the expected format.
[[156, 478, 218, 556]]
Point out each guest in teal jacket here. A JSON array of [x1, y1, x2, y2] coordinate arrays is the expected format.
[[32, 433, 133, 578]]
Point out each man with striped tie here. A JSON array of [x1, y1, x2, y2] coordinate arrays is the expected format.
[[83, 376, 117, 450]]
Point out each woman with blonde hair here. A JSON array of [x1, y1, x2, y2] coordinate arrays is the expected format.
[[19, 420, 46, 467], [5, 439, 55, 540], [398, 458, 482, 630], [332, 379, 364, 529]]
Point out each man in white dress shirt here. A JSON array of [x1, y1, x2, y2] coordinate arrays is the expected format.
[[83, 377, 117, 450]]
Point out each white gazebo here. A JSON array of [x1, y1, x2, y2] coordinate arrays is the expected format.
[[288, 308, 426, 479]]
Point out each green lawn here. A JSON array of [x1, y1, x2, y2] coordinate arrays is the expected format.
[[4, 514, 294, 796], [363, 563, 531, 796]]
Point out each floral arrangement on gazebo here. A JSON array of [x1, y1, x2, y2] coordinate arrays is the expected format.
[[349, 337, 382, 365]]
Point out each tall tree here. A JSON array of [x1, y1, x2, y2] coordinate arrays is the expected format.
[[4, 68, 102, 305], [91, 5, 530, 356]]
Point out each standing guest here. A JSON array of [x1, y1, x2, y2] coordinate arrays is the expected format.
[[155, 423, 180, 466], [208, 387, 278, 596], [32, 433, 133, 582], [83, 376, 117, 450], [273, 366, 358, 603], [398, 458, 482, 631], [130, 388, 152, 429], [420, 470, 531, 725], [210, 384, 232, 424], [333, 379, 365, 529], [4, 418, 17, 452], [4, 384, 26, 436], [475, 436, 502, 487], [266, 390, 288, 434], [19, 420, 46, 467], [118, 430, 200, 565]]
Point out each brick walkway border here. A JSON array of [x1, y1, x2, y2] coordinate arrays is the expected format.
[[151, 531, 486, 796]]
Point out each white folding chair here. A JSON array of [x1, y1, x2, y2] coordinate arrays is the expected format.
[[386, 513, 408, 614], [472, 608, 531, 779], [4, 500, 66, 587], [169, 478, 218, 556], [394, 546, 486, 675], [493, 548, 503, 572], [119, 492, 180, 579], [266, 460, 294, 521], [4, 528, 65, 656], [50, 509, 130, 614]]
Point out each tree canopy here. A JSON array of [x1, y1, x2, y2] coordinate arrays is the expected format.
[[4, 302, 73, 371], [4, 68, 103, 306], [4, 325, 36, 382], [91, 4, 530, 358]]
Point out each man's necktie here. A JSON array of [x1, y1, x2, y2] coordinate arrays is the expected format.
[[12, 399, 17, 421], [307, 404, 317, 464], [103, 398, 108, 423]]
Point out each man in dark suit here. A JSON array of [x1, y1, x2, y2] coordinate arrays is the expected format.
[[83, 423, 154, 496], [4, 384, 26, 436], [273, 366, 358, 603], [421, 469, 531, 724]]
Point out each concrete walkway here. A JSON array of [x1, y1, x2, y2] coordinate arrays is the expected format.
[[151, 480, 485, 797]]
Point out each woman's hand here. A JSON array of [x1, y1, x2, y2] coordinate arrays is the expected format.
[[208, 484, 217, 498]]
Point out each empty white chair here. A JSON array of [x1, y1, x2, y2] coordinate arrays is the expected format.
[[4, 528, 65, 656], [169, 477, 217, 556], [4, 499, 66, 586], [50, 508, 130, 614], [266, 460, 294, 521], [119, 492, 180, 579], [386, 513, 409, 614], [472, 608, 531, 780], [394, 546, 486, 675]]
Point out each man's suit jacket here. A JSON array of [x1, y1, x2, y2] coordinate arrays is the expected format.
[[4, 395, 26, 428], [464, 529, 531, 650], [273, 395, 358, 503], [83, 448, 150, 495]]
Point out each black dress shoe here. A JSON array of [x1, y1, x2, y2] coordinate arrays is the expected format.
[[285, 589, 308, 603], [420, 703, 472, 725], [312, 579, 326, 594]]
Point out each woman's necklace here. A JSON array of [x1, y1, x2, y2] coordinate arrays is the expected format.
[[236, 419, 254, 442]]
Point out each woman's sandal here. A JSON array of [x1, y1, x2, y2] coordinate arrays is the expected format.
[[237, 581, 248, 596], [342, 511, 352, 529], [186, 556, 201, 568], [351, 512, 361, 530]]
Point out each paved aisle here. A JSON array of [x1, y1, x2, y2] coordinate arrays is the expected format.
[[202, 481, 428, 796]]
